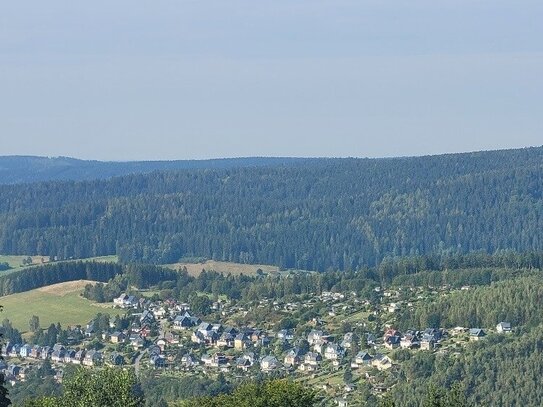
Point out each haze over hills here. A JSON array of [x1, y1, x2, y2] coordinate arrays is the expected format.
[[0, 156, 312, 185], [0, 146, 542, 270]]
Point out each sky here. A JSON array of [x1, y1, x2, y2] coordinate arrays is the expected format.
[[0, 1, 542, 161]]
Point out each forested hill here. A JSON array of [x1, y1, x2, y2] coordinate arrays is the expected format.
[[0, 146, 542, 270], [0, 156, 310, 184]]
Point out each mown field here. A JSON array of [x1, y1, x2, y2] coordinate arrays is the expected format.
[[0, 280, 123, 332], [0, 255, 51, 269], [164, 260, 280, 276]]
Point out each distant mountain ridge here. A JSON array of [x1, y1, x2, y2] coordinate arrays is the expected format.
[[0, 156, 313, 184]]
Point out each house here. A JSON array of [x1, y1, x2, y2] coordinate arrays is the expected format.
[[130, 335, 145, 350], [298, 363, 317, 372], [191, 331, 206, 345], [156, 338, 167, 351], [388, 303, 401, 313], [384, 328, 400, 339], [469, 328, 486, 341], [7, 365, 21, 377], [337, 398, 349, 407], [354, 352, 373, 366], [139, 310, 155, 325], [344, 384, 355, 392], [83, 350, 102, 366], [53, 344, 65, 353], [41, 346, 53, 360], [164, 332, 180, 345], [210, 353, 227, 368], [113, 294, 129, 306], [307, 330, 325, 345], [30, 346, 42, 359], [72, 350, 85, 365], [19, 366, 32, 380], [234, 333, 251, 350], [256, 336, 271, 347], [110, 331, 126, 344], [304, 352, 322, 366], [51, 349, 66, 363], [172, 314, 200, 330], [251, 329, 266, 343], [181, 354, 198, 368], [126, 295, 139, 308], [400, 332, 420, 349], [236, 353, 255, 371], [365, 333, 377, 346], [277, 329, 294, 341], [19, 344, 32, 358], [217, 332, 235, 348], [9, 344, 21, 358], [341, 333, 354, 349], [1, 343, 13, 357], [85, 321, 96, 337], [153, 307, 167, 319], [197, 322, 213, 334], [284, 348, 304, 367], [422, 328, 443, 342], [372, 354, 392, 371], [384, 335, 401, 350], [496, 322, 512, 333], [420, 338, 436, 351], [63, 349, 76, 363], [260, 355, 279, 372], [150, 354, 166, 368], [324, 343, 345, 360]]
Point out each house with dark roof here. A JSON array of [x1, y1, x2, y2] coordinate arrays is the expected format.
[[496, 322, 512, 333], [469, 328, 486, 341]]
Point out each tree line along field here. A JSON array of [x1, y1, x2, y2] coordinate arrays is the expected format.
[[165, 259, 281, 276], [0, 280, 124, 333], [0, 255, 119, 276]]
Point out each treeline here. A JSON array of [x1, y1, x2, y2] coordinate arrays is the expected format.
[[397, 276, 543, 330], [0, 261, 178, 296], [178, 380, 316, 407], [0, 147, 543, 270]]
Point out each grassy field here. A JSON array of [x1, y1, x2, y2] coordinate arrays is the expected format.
[[0, 255, 51, 269], [0, 280, 123, 332], [164, 260, 280, 276]]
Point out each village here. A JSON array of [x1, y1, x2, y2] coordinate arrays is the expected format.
[[1, 285, 513, 406]]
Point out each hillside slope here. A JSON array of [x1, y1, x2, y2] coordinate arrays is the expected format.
[[0, 147, 542, 270]]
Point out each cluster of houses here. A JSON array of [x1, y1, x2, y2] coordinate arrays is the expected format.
[[0, 341, 126, 384], [1, 342, 111, 367]]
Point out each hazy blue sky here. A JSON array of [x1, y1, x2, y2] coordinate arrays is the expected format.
[[1, 1, 542, 160]]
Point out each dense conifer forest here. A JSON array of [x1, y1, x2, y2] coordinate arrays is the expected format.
[[0, 147, 542, 270]]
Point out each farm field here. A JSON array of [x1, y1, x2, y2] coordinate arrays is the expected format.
[[164, 260, 280, 276], [0, 280, 123, 332]]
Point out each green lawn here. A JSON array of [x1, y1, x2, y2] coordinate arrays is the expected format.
[[0, 255, 50, 269], [0, 280, 123, 332]]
